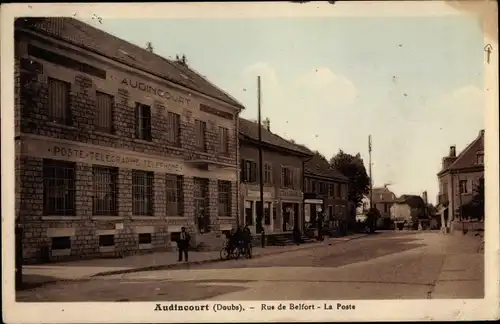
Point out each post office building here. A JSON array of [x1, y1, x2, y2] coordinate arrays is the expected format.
[[15, 18, 244, 262]]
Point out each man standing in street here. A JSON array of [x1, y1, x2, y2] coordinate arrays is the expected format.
[[177, 227, 191, 262]]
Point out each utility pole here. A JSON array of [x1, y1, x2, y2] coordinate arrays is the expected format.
[[369, 135, 373, 210], [257, 76, 265, 245]]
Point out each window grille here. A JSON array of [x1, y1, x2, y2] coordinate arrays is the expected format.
[[132, 170, 154, 216], [43, 159, 76, 216], [92, 166, 118, 216], [218, 180, 231, 217]]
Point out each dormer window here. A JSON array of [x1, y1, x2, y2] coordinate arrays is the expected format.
[[476, 152, 484, 164]]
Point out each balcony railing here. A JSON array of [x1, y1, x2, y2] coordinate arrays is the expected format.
[[438, 193, 449, 205]]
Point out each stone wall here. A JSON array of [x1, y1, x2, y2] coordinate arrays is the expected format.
[[15, 33, 240, 263]]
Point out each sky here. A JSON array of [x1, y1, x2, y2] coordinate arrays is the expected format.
[[80, 11, 484, 205]]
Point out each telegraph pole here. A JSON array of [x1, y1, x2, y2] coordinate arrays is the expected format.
[[369, 135, 373, 209], [257, 76, 265, 242]]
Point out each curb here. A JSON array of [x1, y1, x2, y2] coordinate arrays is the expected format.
[[92, 235, 369, 278], [92, 241, 325, 277]]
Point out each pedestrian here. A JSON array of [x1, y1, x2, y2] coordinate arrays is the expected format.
[[293, 226, 302, 245], [177, 227, 191, 262]]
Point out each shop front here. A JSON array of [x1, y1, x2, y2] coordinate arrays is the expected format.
[[241, 185, 276, 234], [304, 193, 324, 230]]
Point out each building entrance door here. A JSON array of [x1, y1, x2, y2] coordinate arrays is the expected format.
[[194, 178, 209, 233], [282, 203, 295, 232]]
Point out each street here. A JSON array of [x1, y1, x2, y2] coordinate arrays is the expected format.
[[16, 232, 484, 302]]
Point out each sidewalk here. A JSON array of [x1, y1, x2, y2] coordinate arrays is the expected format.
[[21, 233, 369, 287]]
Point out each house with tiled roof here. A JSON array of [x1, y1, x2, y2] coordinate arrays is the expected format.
[[302, 152, 350, 231], [15, 17, 244, 262], [238, 118, 313, 233], [437, 130, 484, 233], [371, 186, 397, 218], [390, 194, 427, 229]]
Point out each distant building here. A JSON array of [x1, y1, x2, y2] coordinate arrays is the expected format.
[[371, 186, 397, 218], [390, 195, 427, 229], [436, 130, 484, 233], [239, 118, 312, 234], [302, 152, 350, 230], [355, 195, 370, 216]]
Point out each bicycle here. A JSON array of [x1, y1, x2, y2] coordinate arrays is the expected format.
[[220, 242, 241, 260]]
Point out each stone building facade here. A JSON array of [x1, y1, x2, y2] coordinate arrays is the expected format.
[[303, 152, 350, 230], [15, 18, 243, 263], [238, 118, 312, 234], [437, 130, 484, 233]]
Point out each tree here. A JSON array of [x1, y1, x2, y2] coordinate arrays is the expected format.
[[145, 42, 154, 53], [459, 177, 484, 221], [330, 150, 371, 208], [365, 208, 380, 233]]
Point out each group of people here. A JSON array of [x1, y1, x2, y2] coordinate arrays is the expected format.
[[175, 225, 254, 262], [225, 225, 253, 257]]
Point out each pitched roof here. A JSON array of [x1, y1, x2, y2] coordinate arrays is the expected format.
[[441, 130, 484, 173], [239, 118, 312, 156], [371, 186, 396, 202], [304, 152, 349, 181], [19, 17, 244, 109], [394, 195, 426, 209]]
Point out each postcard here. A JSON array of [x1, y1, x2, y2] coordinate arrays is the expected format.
[[1, 1, 499, 323]]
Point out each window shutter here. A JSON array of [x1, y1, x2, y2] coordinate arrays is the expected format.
[[144, 105, 152, 140], [135, 104, 140, 138], [240, 159, 245, 182], [281, 167, 285, 188], [251, 162, 257, 182]]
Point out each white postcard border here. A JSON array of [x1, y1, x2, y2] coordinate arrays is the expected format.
[[2, 1, 499, 323]]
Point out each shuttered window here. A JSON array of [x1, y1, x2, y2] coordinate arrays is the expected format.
[[219, 126, 229, 154], [166, 112, 181, 146], [195, 120, 207, 151], [95, 92, 114, 133], [135, 103, 152, 141], [241, 159, 257, 183], [48, 78, 71, 125]]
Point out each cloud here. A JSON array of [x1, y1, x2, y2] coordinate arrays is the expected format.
[[291, 67, 358, 106], [242, 62, 281, 93], [423, 84, 483, 127]]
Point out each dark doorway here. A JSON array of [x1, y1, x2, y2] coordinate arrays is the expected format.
[[194, 178, 209, 233]]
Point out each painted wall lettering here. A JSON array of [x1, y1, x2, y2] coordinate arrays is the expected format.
[[50, 145, 183, 173], [121, 78, 191, 105]]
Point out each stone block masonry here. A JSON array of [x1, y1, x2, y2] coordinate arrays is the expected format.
[[15, 35, 241, 263]]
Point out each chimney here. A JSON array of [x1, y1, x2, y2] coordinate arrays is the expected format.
[[422, 191, 428, 204], [449, 146, 456, 157], [479, 129, 485, 137], [262, 117, 270, 131]]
